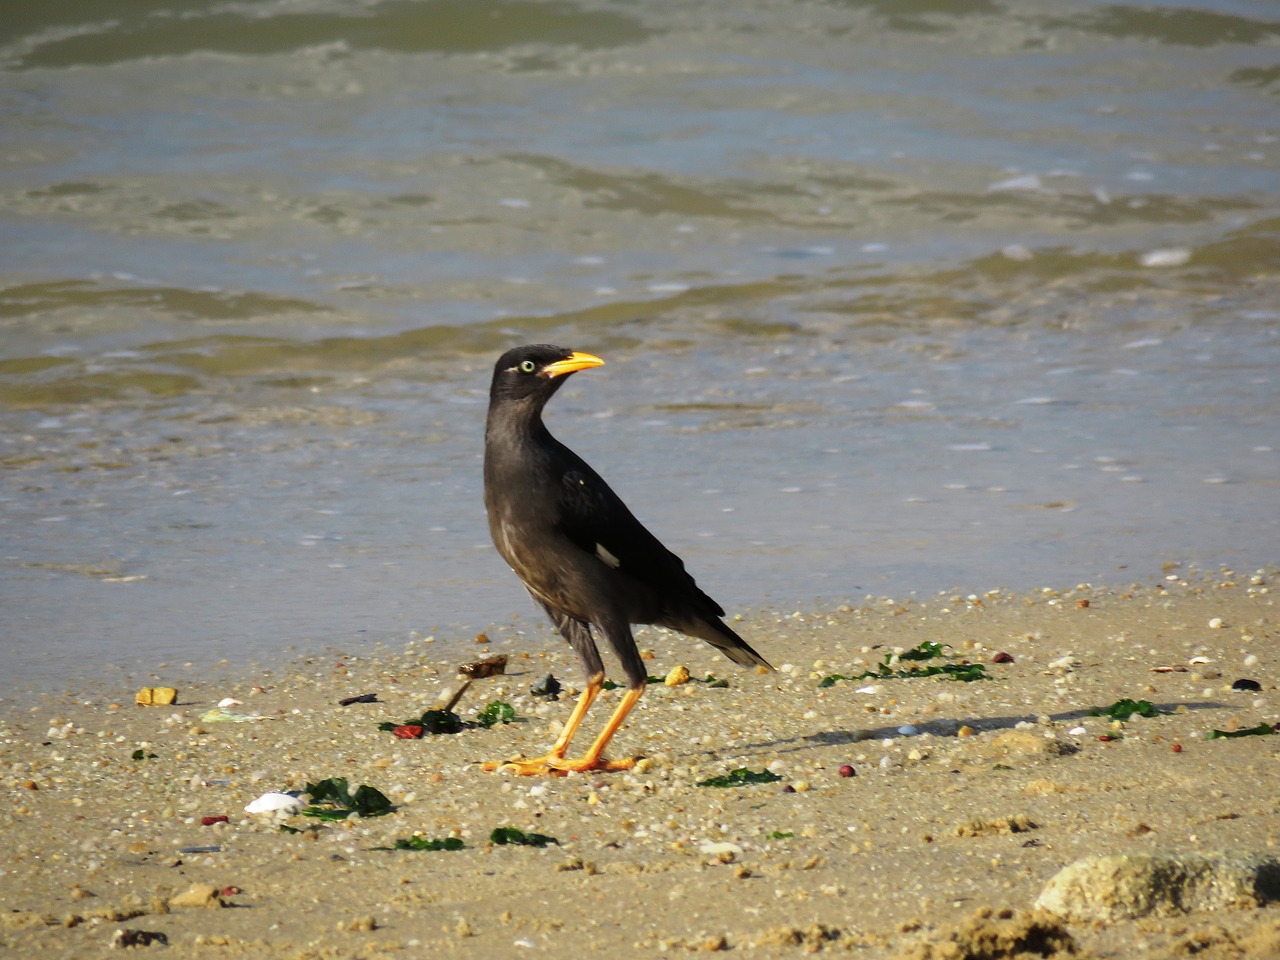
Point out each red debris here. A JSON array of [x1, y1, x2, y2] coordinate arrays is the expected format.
[[991, 652, 1015, 664], [838, 765, 856, 778], [201, 815, 229, 826], [393, 724, 424, 739]]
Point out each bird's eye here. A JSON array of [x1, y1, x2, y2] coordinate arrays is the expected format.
[[519, 360, 537, 374]]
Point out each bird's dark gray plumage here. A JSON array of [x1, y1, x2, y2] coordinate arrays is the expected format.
[[482, 344, 771, 774]]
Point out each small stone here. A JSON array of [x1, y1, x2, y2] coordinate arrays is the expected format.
[[991, 652, 1015, 664], [1232, 678, 1262, 692], [838, 765, 855, 778], [664, 665, 691, 687], [134, 687, 177, 707], [169, 883, 222, 909]]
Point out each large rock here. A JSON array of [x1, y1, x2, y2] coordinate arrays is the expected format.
[[1035, 852, 1280, 922]]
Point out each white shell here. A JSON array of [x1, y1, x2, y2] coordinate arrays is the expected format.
[[244, 792, 304, 815]]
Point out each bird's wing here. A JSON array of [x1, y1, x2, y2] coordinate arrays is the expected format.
[[555, 465, 724, 616]]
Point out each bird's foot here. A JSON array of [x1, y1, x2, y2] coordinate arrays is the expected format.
[[481, 754, 637, 776]]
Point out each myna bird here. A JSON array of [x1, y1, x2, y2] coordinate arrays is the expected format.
[[482, 344, 773, 775]]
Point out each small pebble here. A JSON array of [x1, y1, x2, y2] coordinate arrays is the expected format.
[[991, 652, 1015, 664], [897, 724, 919, 737], [1231, 678, 1262, 692], [838, 765, 855, 778]]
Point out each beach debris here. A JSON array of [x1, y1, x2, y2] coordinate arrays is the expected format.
[[1205, 723, 1276, 740], [1090, 698, 1162, 721], [699, 840, 743, 859], [991, 651, 1015, 663], [375, 835, 465, 852], [338, 693, 379, 706], [530, 673, 562, 699], [821, 641, 988, 686], [1035, 852, 1280, 921], [300, 777, 393, 821], [200, 815, 229, 826], [459, 654, 508, 679], [244, 792, 305, 815], [1151, 665, 1188, 673], [897, 724, 919, 736], [177, 845, 222, 854], [893, 906, 1075, 960], [134, 687, 177, 707], [200, 707, 274, 723], [838, 764, 856, 778], [697, 768, 783, 788], [130, 749, 157, 761], [1231, 678, 1262, 692], [490, 826, 558, 847], [112, 928, 169, 948], [379, 697, 515, 737], [664, 664, 691, 686]]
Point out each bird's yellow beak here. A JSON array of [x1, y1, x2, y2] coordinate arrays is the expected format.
[[543, 351, 605, 378]]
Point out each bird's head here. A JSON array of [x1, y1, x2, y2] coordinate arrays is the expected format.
[[489, 344, 605, 407]]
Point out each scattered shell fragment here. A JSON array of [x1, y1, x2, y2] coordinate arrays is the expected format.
[[135, 687, 177, 707], [244, 792, 305, 815]]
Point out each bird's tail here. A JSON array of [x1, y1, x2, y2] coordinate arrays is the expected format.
[[685, 616, 774, 671]]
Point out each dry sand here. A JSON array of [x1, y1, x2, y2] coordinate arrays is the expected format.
[[2, 567, 1278, 958]]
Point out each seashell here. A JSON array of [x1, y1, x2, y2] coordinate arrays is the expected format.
[[244, 792, 304, 815]]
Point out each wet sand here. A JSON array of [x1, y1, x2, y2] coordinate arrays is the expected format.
[[2, 568, 1277, 958]]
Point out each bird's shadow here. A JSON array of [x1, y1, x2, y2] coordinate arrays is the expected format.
[[720, 700, 1231, 760]]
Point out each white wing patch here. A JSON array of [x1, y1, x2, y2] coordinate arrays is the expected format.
[[595, 543, 621, 569]]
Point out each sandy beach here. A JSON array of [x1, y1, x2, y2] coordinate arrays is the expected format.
[[2, 567, 1278, 958]]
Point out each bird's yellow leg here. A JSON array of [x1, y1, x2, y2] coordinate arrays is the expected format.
[[481, 681, 643, 776], [555, 684, 643, 773], [481, 675, 602, 774]]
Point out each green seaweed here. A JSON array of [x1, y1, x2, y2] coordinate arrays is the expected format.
[[300, 777, 393, 820], [697, 768, 784, 788], [820, 642, 987, 686], [379, 700, 517, 736], [489, 826, 558, 847], [375, 836, 465, 852], [1090, 699, 1162, 720], [475, 701, 516, 729], [1205, 723, 1275, 740]]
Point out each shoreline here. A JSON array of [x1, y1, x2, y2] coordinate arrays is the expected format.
[[2, 570, 1278, 958]]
